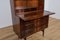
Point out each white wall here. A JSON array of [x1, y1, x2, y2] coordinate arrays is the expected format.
[[44, 0, 49, 10], [0, 0, 12, 28], [45, 0, 60, 19]]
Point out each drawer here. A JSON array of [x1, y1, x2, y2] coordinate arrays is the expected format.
[[20, 28, 35, 38], [24, 21, 35, 29], [24, 23, 34, 30], [20, 20, 35, 31], [24, 28, 35, 36]]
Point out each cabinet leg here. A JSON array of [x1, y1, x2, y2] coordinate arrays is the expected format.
[[42, 30, 44, 36], [24, 37, 26, 40], [18, 37, 20, 40]]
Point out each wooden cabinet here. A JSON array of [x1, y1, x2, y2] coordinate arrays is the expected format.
[[11, 0, 55, 40], [19, 15, 49, 38], [13, 11, 55, 39]]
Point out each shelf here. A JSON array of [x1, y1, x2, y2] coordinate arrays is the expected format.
[[16, 7, 37, 10], [16, 10, 42, 15]]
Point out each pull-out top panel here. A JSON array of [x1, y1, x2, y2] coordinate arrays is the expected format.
[[17, 10, 55, 21]]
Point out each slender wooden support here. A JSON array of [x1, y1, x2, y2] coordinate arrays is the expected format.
[[24, 37, 26, 40], [42, 30, 44, 36], [18, 37, 20, 40]]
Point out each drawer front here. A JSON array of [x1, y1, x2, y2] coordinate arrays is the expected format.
[[24, 28, 35, 37], [24, 22, 34, 30], [20, 20, 35, 31], [20, 28, 35, 38], [36, 24, 48, 32]]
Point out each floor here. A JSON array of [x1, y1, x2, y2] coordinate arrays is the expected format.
[[0, 18, 60, 40]]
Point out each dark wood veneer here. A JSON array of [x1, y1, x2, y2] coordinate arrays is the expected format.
[[11, 0, 55, 40]]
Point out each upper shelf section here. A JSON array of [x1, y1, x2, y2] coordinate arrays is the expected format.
[[15, 7, 43, 18], [14, 0, 44, 14], [14, 0, 44, 9]]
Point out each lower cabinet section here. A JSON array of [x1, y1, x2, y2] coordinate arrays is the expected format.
[[19, 16, 49, 38], [14, 16, 49, 38]]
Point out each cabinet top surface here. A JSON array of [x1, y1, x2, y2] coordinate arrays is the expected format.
[[17, 10, 55, 21]]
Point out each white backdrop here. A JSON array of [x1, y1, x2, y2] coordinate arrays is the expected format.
[[0, 0, 12, 28]]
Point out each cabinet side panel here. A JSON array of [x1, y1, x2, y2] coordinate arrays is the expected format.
[[38, 0, 44, 12], [10, 0, 20, 36]]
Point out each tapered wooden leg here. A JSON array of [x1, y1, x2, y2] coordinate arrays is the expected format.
[[24, 37, 26, 40], [42, 30, 44, 36]]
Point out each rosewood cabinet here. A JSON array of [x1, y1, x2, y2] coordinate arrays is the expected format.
[[11, 0, 55, 40]]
